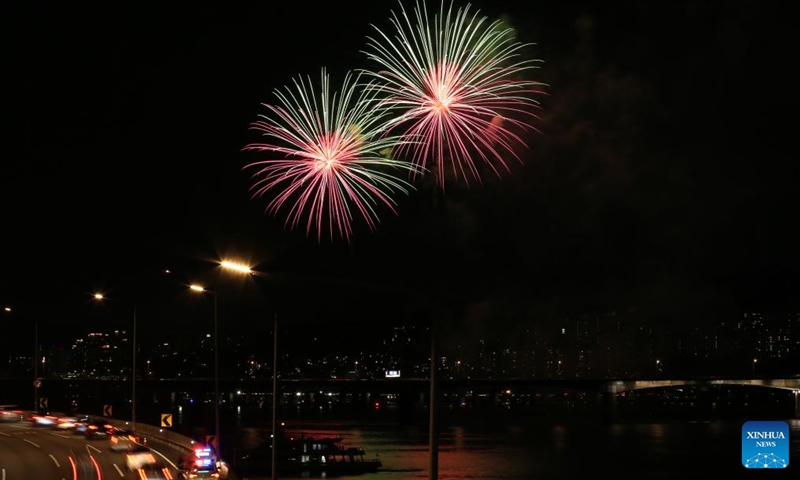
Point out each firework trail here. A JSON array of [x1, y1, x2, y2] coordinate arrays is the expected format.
[[363, 0, 544, 188], [243, 69, 421, 242]]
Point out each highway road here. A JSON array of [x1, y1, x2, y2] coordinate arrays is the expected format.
[[0, 422, 186, 480]]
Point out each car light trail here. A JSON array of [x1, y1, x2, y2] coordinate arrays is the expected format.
[[89, 455, 103, 480], [68, 456, 77, 480]]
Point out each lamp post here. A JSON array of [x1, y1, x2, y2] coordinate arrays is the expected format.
[[190, 284, 220, 454], [752, 358, 757, 377], [655, 359, 660, 377], [217, 260, 281, 480], [34, 316, 38, 411], [271, 311, 278, 480], [93, 293, 137, 430]]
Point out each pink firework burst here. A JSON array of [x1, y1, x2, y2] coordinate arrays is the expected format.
[[243, 69, 419, 242], [364, 0, 545, 188]]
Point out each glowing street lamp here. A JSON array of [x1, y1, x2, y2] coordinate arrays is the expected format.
[[93, 293, 138, 430], [220, 261, 253, 275], [752, 358, 758, 377], [189, 284, 220, 454]]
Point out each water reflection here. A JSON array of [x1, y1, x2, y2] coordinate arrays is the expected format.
[[651, 422, 665, 444], [231, 419, 799, 480], [551, 425, 566, 450], [451, 426, 465, 449]]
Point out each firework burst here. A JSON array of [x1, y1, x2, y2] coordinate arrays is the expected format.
[[243, 69, 420, 242], [364, 0, 544, 188]]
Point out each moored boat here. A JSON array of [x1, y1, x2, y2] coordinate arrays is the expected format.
[[238, 430, 382, 476]]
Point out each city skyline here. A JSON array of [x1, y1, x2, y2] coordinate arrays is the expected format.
[[5, 308, 799, 381]]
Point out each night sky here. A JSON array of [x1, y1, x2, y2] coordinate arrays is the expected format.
[[3, 1, 799, 342]]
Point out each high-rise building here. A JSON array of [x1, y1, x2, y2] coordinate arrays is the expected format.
[[69, 331, 130, 379]]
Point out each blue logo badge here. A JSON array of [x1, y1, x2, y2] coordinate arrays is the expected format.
[[742, 421, 789, 468]]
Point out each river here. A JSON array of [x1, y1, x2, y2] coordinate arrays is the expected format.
[[218, 417, 799, 479]]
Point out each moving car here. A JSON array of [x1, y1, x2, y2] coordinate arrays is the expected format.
[[110, 430, 143, 451], [29, 412, 68, 427], [71, 416, 91, 434], [0, 406, 22, 423], [55, 415, 81, 430], [85, 419, 115, 438], [177, 447, 221, 479], [126, 444, 158, 471]]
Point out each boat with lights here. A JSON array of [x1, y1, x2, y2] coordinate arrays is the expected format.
[[238, 430, 382, 476]]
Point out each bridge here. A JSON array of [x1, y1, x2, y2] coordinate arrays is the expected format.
[[599, 377, 800, 394], [4, 375, 800, 396], [277, 376, 800, 394], [278, 376, 800, 418]]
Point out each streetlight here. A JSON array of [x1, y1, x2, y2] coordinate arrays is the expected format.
[[217, 260, 281, 480], [752, 358, 758, 377], [655, 359, 660, 377], [189, 284, 220, 455], [34, 317, 39, 410], [93, 293, 138, 431], [220, 261, 253, 274]]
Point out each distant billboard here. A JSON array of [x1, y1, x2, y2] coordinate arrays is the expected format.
[[385, 370, 401, 378]]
